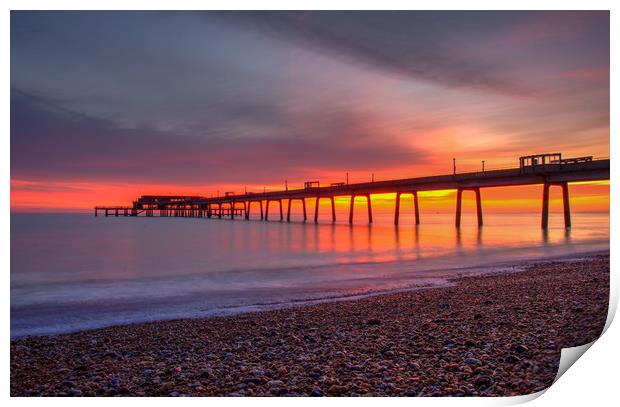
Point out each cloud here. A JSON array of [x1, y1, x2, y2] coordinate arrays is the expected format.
[[559, 67, 609, 82], [10, 179, 90, 193], [492, 11, 607, 47], [221, 11, 539, 97], [9, 11, 609, 198], [10, 89, 430, 184]]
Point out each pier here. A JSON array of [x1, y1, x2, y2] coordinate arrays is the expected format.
[[95, 154, 609, 229]]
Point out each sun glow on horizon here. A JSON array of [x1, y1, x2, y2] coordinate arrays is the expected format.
[[10, 178, 609, 215]]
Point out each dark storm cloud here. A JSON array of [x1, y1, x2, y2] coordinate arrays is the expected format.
[[10, 89, 429, 184]]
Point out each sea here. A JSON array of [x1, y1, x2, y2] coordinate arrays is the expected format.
[[10, 210, 609, 338]]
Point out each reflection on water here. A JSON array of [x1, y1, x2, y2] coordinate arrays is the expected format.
[[10, 211, 609, 338]]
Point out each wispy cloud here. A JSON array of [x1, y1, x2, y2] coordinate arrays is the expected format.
[[10, 89, 430, 184], [222, 11, 550, 97]]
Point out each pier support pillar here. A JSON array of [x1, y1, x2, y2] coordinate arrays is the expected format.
[[315, 196, 336, 223], [349, 195, 355, 224], [265, 200, 270, 221], [279, 199, 283, 221], [413, 191, 420, 225], [455, 188, 463, 227], [541, 182, 571, 229], [265, 200, 283, 221], [314, 197, 320, 223], [218, 203, 222, 219], [349, 195, 373, 224], [542, 183, 550, 229], [302, 198, 307, 222], [394, 192, 401, 225], [286, 198, 307, 222], [475, 188, 483, 226], [287, 199, 294, 222], [246, 200, 263, 220], [562, 182, 571, 229], [395, 191, 421, 225], [455, 188, 482, 227]]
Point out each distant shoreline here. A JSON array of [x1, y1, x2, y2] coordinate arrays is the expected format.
[[11, 253, 609, 396]]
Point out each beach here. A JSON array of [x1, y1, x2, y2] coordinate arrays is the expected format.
[[10, 253, 609, 397]]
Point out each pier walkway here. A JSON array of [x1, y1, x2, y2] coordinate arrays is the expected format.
[[95, 156, 609, 229]]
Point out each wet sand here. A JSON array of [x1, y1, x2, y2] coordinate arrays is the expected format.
[[11, 254, 609, 397]]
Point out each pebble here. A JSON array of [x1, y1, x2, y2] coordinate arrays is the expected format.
[[513, 344, 529, 354], [464, 358, 482, 367], [474, 375, 493, 387], [267, 380, 284, 387], [9, 256, 609, 397]]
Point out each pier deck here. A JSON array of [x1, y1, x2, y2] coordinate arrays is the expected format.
[[95, 158, 609, 229]]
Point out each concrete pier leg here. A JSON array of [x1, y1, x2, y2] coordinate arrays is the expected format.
[[330, 196, 336, 222], [218, 203, 222, 219], [394, 192, 401, 225], [279, 200, 283, 221], [314, 197, 320, 223], [302, 198, 307, 222], [105, 209, 108, 217], [95, 208, 98, 216], [245, 202, 250, 220], [259, 201, 264, 220], [349, 195, 355, 224], [231, 203, 235, 220], [475, 188, 483, 226], [287, 199, 292, 222], [541, 183, 550, 229], [455, 188, 463, 227], [413, 191, 420, 225], [367, 194, 373, 224], [265, 200, 270, 221], [562, 182, 571, 228]]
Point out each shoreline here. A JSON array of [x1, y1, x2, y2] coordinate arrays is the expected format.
[[11, 253, 609, 396], [11, 249, 609, 340]]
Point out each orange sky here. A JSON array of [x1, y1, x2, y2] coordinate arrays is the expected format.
[[10, 178, 609, 214]]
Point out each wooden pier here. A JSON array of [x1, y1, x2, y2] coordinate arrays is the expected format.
[[95, 155, 609, 229]]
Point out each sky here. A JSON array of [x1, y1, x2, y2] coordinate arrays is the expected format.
[[10, 11, 609, 212]]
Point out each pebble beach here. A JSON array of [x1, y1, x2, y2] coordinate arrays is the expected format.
[[10, 253, 609, 397]]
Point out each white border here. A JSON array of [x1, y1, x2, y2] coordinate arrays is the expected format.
[[3, 2, 616, 406]]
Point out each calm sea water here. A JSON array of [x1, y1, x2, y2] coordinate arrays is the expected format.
[[11, 211, 609, 338]]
